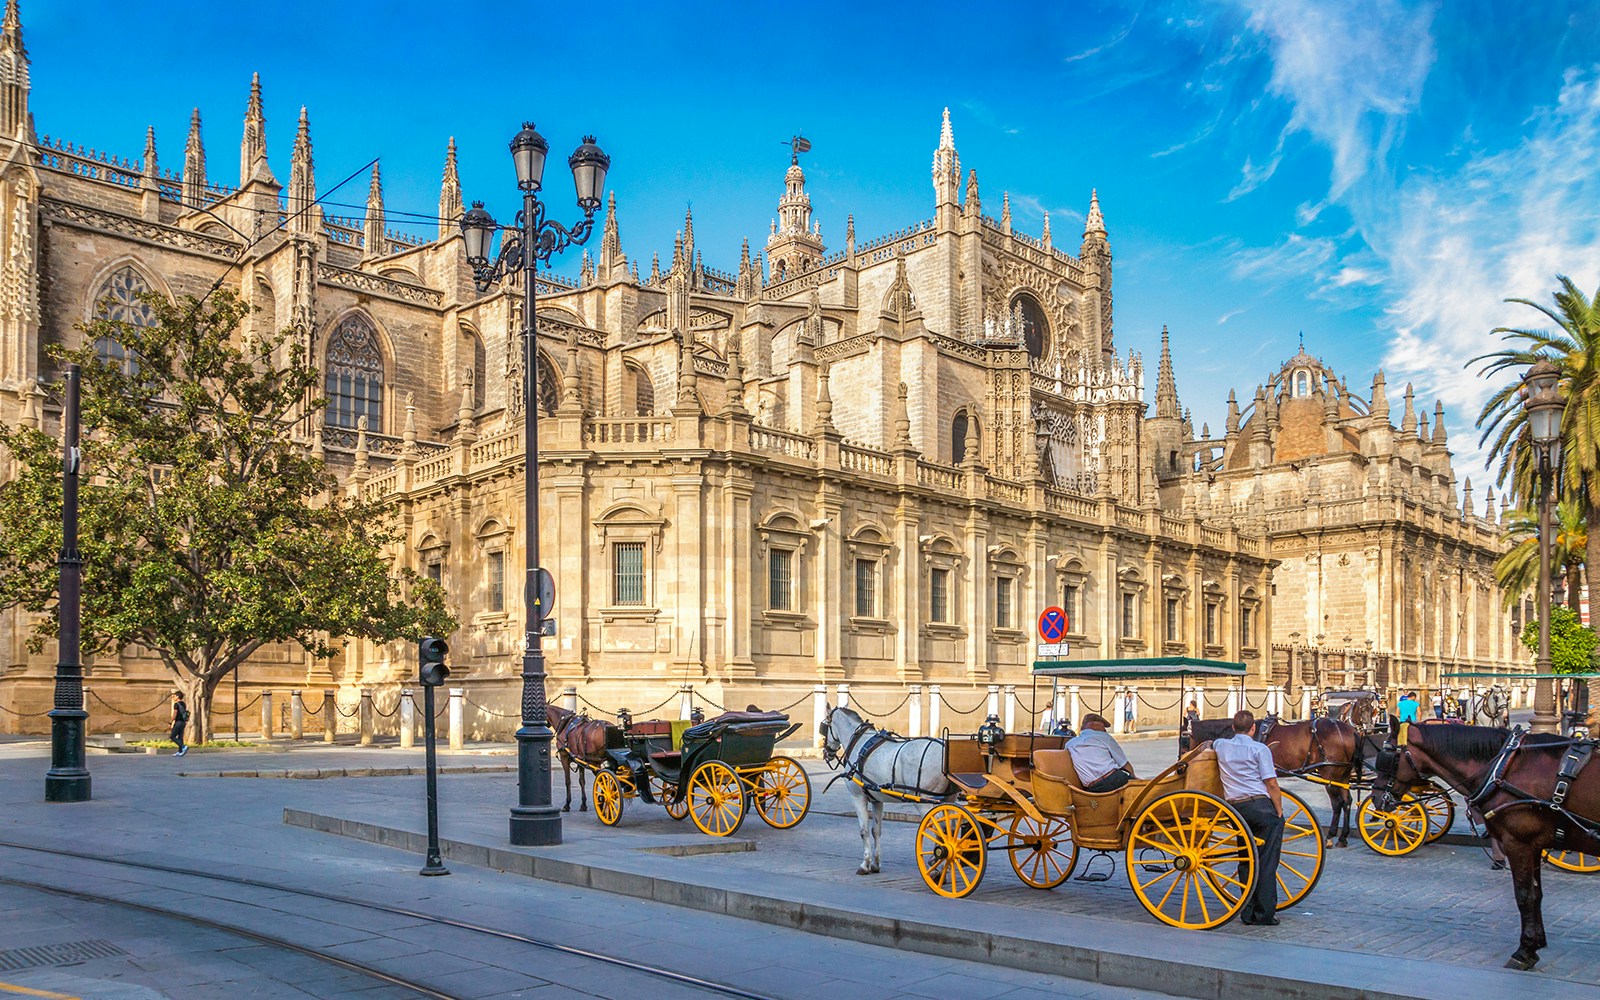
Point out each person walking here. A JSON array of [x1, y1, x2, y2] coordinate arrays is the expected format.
[[1432, 690, 1444, 719], [1214, 710, 1283, 925], [1122, 690, 1136, 733], [169, 691, 189, 757], [1397, 691, 1419, 724]]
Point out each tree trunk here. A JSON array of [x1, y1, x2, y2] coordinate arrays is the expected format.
[[168, 671, 209, 745], [1567, 563, 1584, 612], [1586, 499, 1600, 625]]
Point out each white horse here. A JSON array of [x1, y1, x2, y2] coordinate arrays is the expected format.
[[820, 705, 951, 875]]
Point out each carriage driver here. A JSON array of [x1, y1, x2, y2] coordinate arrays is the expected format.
[[1215, 710, 1284, 925], [1066, 713, 1134, 792]]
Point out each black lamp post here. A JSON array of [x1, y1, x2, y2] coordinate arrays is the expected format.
[[460, 123, 609, 846], [1523, 359, 1564, 734], [45, 364, 90, 803]]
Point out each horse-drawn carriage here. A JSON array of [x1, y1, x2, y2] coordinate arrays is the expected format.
[[911, 658, 1325, 929], [570, 709, 812, 837]]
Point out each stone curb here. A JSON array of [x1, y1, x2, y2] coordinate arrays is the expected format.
[[182, 764, 515, 779], [282, 808, 1590, 1000]]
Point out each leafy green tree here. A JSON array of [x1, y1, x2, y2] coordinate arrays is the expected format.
[[1494, 502, 1585, 611], [0, 290, 454, 740], [1519, 606, 1599, 674], [1474, 276, 1600, 603]]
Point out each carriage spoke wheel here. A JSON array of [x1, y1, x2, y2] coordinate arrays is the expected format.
[[652, 775, 688, 820], [1006, 813, 1077, 890], [1273, 790, 1324, 910], [1544, 850, 1600, 873], [753, 756, 811, 829], [915, 804, 987, 898], [1419, 787, 1455, 844], [592, 770, 624, 827], [1357, 795, 1428, 856], [1126, 791, 1255, 930], [687, 761, 745, 836]]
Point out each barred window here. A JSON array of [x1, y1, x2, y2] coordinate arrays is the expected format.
[[94, 266, 157, 375], [1063, 583, 1080, 632], [487, 551, 505, 612], [628, 363, 655, 416], [614, 542, 645, 606], [325, 314, 384, 430], [769, 549, 793, 611], [996, 577, 1014, 629], [536, 353, 560, 414], [1165, 598, 1180, 643], [1206, 603, 1219, 646], [930, 568, 951, 623], [426, 562, 442, 586], [855, 558, 877, 618], [1240, 606, 1254, 647], [1121, 592, 1138, 638]]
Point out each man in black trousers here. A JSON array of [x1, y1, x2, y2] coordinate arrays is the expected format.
[[169, 691, 189, 758], [1213, 709, 1283, 925]]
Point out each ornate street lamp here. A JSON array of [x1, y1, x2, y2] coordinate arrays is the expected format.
[[1523, 359, 1565, 734], [459, 123, 610, 846]]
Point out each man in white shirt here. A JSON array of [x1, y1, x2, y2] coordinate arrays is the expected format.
[[1066, 713, 1133, 792], [1213, 709, 1283, 925]]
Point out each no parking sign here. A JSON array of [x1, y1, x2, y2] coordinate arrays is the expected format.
[[1038, 606, 1068, 642]]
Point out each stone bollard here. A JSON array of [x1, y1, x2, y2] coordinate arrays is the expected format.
[[986, 684, 1000, 720], [929, 684, 942, 736], [1067, 685, 1080, 729], [1227, 687, 1240, 718], [1301, 686, 1315, 721], [399, 689, 415, 749], [908, 684, 922, 737], [563, 686, 578, 714], [1003, 684, 1016, 732], [1112, 686, 1127, 734], [290, 690, 304, 740], [261, 690, 275, 740], [678, 684, 694, 720], [812, 684, 827, 748], [448, 688, 464, 750], [359, 688, 374, 746], [322, 690, 335, 743], [836, 682, 851, 711]]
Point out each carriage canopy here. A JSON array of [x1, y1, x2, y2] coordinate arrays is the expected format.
[[1440, 671, 1600, 680], [1032, 656, 1248, 680]]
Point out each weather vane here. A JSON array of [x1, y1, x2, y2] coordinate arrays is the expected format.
[[783, 134, 812, 164]]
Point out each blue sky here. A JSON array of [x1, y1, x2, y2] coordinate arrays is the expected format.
[[24, 1, 1600, 486]]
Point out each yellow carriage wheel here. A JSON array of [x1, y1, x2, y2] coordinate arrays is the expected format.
[[1006, 813, 1077, 890], [650, 774, 688, 820], [592, 770, 624, 827], [1419, 787, 1455, 844], [1357, 795, 1428, 856], [915, 803, 987, 899], [1544, 850, 1600, 873], [1273, 790, 1325, 910], [1127, 791, 1255, 930], [752, 756, 811, 829], [687, 761, 746, 837]]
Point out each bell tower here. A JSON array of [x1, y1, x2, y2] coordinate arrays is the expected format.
[[765, 136, 824, 282]]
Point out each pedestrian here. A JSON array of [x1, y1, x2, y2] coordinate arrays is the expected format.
[[1397, 691, 1419, 724], [1184, 700, 1200, 733], [1432, 690, 1444, 719], [169, 691, 189, 757], [1123, 690, 1136, 733], [1214, 709, 1284, 925]]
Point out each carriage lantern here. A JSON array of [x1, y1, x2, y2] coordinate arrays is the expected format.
[[616, 707, 632, 732], [977, 714, 1005, 753]]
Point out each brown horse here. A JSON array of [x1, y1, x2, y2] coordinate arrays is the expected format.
[[545, 704, 620, 813], [1192, 715, 1361, 847], [1372, 721, 1599, 971]]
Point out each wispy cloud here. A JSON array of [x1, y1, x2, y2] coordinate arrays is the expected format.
[[1228, 233, 1337, 283], [1218, 307, 1247, 325], [1064, 11, 1139, 63]]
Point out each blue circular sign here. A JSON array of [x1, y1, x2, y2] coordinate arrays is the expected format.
[[1038, 606, 1068, 642]]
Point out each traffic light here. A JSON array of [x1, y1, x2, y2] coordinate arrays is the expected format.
[[419, 636, 449, 687]]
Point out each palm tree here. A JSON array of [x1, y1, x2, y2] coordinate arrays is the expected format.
[[1494, 502, 1585, 610], [1474, 276, 1600, 603]]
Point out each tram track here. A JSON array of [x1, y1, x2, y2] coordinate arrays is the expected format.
[[0, 839, 778, 1000]]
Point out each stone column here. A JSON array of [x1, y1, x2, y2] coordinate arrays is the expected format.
[[836, 683, 851, 711], [290, 690, 304, 740], [812, 684, 827, 748], [1300, 686, 1314, 721], [1068, 685, 1081, 728], [1003, 684, 1016, 732], [1227, 687, 1240, 718], [1112, 686, 1127, 734], [322, 690, 335, 743], [986, 684, 1000, 720], [448, 687, 464, 750], [399, 689, 415, 749], [908, 684, 922, 737], [929, 684, 942, 736], [679, 684, 694, 720], [563, 687, 578, 713], [358, 689, 373, 746], [261, 690, 275, 740]]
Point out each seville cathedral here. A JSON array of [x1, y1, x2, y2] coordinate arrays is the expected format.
[[0, 7, 1522, 737]]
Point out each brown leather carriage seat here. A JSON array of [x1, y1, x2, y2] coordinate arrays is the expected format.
[[628, 720, 673, 737], [1032, 748, 1124, 845]]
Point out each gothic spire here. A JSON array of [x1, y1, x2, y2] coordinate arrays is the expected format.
[[0, 0, 28, 140], [1401, 382, 1417, 435], [939, 107, 954, 150], [1432, 400, 1448, 445], [239, 72, 268, 185], [682, 204, 695, 264], [1041, 211, 1052, 250], [438, 137, 462, 240], [599, 190, 625, 280], [362, 164, 385, 259], [1370, 369, 1390, 420], [182, 108, 206, 209], [288, 107, 317, 237], [142, 126, 157, 177], [964, 169, 980, 215], [1155, 325, 1179, 419], [1084, 188, 1106, 238], [1000, 191, 1011, 234], [932, 107, 960, 213], [1225, 389, 1241, 436]]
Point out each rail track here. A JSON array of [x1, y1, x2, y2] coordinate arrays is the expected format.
[[0, 839, 777, 1000]]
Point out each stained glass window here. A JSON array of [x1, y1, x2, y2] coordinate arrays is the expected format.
[[94, 266, 157, 374], [535, 353, 560, 414], [325, 314, 384, 430]]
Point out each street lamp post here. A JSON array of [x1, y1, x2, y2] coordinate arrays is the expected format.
[[45, 364, 90, 803], [1523, 359, 1565, 734], [460, 123, 609, 846]]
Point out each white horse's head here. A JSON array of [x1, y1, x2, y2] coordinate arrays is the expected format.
[[820, 704, 867, 767]]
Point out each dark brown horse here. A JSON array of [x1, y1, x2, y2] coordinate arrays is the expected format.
[[1192, 715, 1361, 847], [545, 704, 620, 812], [1372, 721, 1599, 971]]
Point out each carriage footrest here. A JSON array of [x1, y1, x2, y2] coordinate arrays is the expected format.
[[650, 752, 682, 766]]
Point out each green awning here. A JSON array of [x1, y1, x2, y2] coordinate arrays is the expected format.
[[1032, 656, 1248, 680], [1441, 671, 1600, 680]]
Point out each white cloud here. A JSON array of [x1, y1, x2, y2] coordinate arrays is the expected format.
[[1228, 233, 1336, 283]]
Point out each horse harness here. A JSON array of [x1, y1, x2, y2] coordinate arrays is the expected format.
[[823, 717, 950, 804]]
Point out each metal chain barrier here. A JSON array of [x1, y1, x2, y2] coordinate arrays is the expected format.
[[575, 695, 620, 718], [773, 691, 812, 712], [1011, 689, 1048, 714], [1203, 692, 1230, 709], [298, 695, 324, 717], [691, 688, 728, 711], [370, 700, 400, 718], [87, 690, 170, 716], [335, 702, 360, 718], [0, 702, 54, 717], [1245, 692, 1271, 710], [465, 698, 521, 719], [850, 690, 912, 719], [938, 691, 989, 715], [232, 695, 262, 715], [1137, 692, 1184, 712]]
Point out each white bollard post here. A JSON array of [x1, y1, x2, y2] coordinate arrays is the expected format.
[[322, 690, 336, 744], [1227, 687, 1240, 718], [679, 684, 694, 720], [1003, 684, 1016, 732], [1112, 686, 1127, 734], [986, 684, 1000, 719], [812, 684, 828, 748], [448, 687, 464, 750], [1067, 685, 1081, 728], [1271, 684, 1284, 717], [929, 684, 943, 736], [290, 690, 304, 740], [563, 686, 577, 714], [1301, 686, 1314, 721], [836, 683, 851, 711], [261, 690, 275, 740], [399, 689, 415, 749], [908, 685, 923, 737]]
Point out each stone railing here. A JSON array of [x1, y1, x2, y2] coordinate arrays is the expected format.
[[750, 424, 817, 460], [1159, 516, 1192, 542], [470, 430, 521, 466], [585, 417, 675, 446], [415, 451, 457, 482], [840, 442, 893, 478], [1115, 507, 1147, 530], [917, 461, 965, 492], [1200, 525, 1227, 548], [36, 135, 143, 191], [1044, 489, 1100, 519], [986, 476, 1029, 505]]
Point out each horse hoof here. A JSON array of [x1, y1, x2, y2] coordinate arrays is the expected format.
[[856, 867, 870, 876], [1505, 954, 1538, 971], [562, 806, 570, 812]]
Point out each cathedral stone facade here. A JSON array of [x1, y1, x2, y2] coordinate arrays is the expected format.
[[0, 7, 1517, 737]]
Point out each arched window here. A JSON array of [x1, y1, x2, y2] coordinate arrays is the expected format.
[[93, 266, 157, 374], [535, 353, 560, 414], [626, 362, 655, 416], [1295, 370, 1310, 397], [324, 314, 384, 430], [1012, 293, 1050, 360], [952, 409, 976, 464], [462, 329, 486, 410]]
